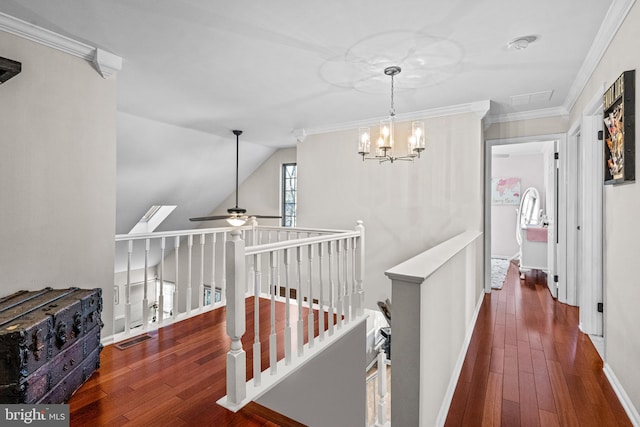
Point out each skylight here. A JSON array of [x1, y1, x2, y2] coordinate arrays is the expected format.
[[128, 205, 177, 234]]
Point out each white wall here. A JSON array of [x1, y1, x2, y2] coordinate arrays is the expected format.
[[297, 113, 485, 310], [0, 31, 117, 336], [491, 153, 546, 258]]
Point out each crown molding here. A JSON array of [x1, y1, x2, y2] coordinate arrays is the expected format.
[[0, 12, 122, 78], [300, 100, 490, 137], [563, 0, 636, 113], [486, 106, 569, 126]]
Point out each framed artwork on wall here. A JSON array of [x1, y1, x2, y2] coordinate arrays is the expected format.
[[491, 177, 521, 205], [603, 70, 635, 185]]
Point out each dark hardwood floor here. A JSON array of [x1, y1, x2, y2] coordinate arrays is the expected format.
[[445, 261, 631, 427], [69, 297, 317, 426]]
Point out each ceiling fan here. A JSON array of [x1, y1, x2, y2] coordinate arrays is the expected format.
[[189, 130, 282, 226]]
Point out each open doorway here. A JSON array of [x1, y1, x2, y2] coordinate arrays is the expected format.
[[488, 140, 556, 293]]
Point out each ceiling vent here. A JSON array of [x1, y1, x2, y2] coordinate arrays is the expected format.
[[509, 90, 554, 106]]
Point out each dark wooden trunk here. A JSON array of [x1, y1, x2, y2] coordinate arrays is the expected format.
[[0, 287, 102, 403]]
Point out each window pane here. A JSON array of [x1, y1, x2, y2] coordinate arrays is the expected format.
[[282, 163, 297, 227]]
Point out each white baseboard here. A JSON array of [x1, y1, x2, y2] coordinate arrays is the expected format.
[[435, 292, 485, 426], [603, 363, 640, 426]]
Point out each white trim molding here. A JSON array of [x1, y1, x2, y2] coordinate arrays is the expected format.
[[603, 363, 640, 426], [0, 12, 122, 78], [299, 100, 490, 137], [487, 106, 569, 126]]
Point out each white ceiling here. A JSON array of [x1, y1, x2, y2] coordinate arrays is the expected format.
[[0, 0, 617, 233]]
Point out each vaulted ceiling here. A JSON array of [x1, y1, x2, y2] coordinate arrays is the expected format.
[[0, 0, 616, 233]]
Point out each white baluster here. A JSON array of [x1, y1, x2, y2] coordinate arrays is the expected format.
[[343, 238, 351, 324], [173, 236, 180, 319], [336, 239, 343, 329], [225, 229, 246, 406], [351, 237, 357, 318], [125, 240, 133, 335], [159, 237, 165, 325], [142, 238, 150, 330], [284, 248, 292, 365], [296, 246, 304, 357], [307, 244, 314, 349], [269, 251, 278, 375], [221, 232, 227, 305], [210, 233, 216, 305], [328, 240, 335, 336], [199, 234, 205, 311], [318, 242, 325, 342], [253, 253, 261, 387], [354, 221, 365, 317], [376, 349, 388, 427], [187, 234, 193, 314]]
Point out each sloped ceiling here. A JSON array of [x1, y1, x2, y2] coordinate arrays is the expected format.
[[0, 0, 616, 234]]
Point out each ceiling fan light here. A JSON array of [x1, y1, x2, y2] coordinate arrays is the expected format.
[[226, 217, 247, 227]]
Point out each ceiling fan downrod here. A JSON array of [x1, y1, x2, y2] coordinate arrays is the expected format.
[[229, 130, 246, 215]]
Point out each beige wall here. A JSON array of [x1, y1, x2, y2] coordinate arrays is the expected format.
[[568, 1, 640, 414], [0, 32, 117, 336], [297, 113, 485, 310]]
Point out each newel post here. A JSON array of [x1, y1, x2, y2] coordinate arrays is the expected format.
[[355, 220, 365, 317], [225, 229, 246, 406]]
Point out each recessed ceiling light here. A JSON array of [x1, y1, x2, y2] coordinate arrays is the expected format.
[[508, 35, 537, 50]]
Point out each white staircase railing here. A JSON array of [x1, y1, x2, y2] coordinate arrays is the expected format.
[[113, 223, 359, 342], [218, 221, 366, 411], [366, 348, 391, 427], [114, 221, 367, 413]]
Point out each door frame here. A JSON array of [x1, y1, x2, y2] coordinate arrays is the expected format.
[[567, 87, 605, 336], [484, 133, 567, 299]]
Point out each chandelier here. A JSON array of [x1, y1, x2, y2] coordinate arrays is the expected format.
[[357, 66, 426, 163]]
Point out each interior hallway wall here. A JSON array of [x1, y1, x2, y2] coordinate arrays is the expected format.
[[0, 31, 117, 336]]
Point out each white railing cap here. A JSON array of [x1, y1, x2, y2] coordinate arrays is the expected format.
[[385, 230, 482, 284]]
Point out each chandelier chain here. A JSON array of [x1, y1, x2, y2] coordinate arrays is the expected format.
[[390, 74, 395, 117]]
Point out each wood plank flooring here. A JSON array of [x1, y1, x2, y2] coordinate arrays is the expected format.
[[69, 297, 318, 426], [445, 261, 631, 427]]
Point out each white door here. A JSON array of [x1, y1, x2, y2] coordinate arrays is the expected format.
[[545, 142, 558, 298], [576, 133, 583, 309]]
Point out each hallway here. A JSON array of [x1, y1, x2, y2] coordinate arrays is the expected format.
[[445, 262, 630, 426]]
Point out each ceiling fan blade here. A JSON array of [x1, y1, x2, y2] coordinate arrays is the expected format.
[[189, 215, 231, 221], [251, 215, 282, 219]]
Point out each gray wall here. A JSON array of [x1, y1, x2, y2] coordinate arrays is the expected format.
[[0, 31, 117, 336], [256, 319, 366, 427]]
